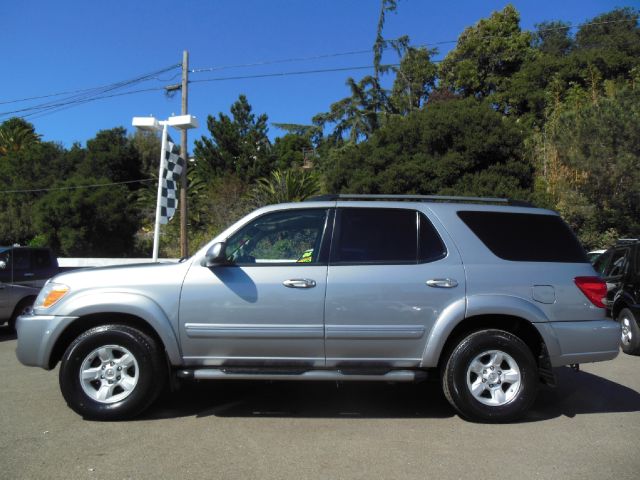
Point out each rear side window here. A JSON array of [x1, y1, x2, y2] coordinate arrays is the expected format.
[[332, 208, 416, 263], [458, 211, 587, 263], [593, 250, 612, 275], [32, 250, 52, 269], [602, 248, 630, 278], [331, 208, 446, 264]]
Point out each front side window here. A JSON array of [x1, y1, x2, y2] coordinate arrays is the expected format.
[[0, 249, 10, 282], [225, 209, 328, 265]]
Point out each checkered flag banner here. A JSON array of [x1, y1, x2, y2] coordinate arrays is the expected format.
[[159, 135, 185, 224]]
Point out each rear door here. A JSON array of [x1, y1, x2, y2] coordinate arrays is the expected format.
[[598, 247, 632, 307], [324, 206, 465, 368]]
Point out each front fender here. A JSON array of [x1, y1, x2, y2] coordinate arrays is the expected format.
[[420, 295, 552, 367], [55, 292, 182, 365]]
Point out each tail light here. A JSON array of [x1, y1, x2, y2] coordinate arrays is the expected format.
[[574, 276, 607, 308]]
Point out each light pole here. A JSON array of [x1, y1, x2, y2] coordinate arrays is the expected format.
[[132, 114, 198, 262]]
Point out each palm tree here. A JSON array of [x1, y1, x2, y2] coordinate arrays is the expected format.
[[249, 169, 321, 206], [0, 118, 41, 156], [312, 76, 387, 144]]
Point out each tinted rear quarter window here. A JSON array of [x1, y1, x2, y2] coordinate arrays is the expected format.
[[458, 211, 587, 263], [420, 213, 447, 263]]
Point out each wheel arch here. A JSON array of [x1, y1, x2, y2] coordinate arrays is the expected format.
[[612, 291, 636, 319], [421, 295, 551, 369], [10, 295, 37, 324], [434, 314, 548, 373], [48, 311, 181, 370]]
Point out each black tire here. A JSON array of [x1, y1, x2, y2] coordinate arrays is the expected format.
[[59, 324, 166, 420], [618, 308, 640, 356], [9, 297, 34, 332], [442, 329, 539, 423]]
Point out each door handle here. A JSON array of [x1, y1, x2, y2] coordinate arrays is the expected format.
[[426, 278, 458, 288], [24, 273, 35, 277], [283, 279, 317, 289]]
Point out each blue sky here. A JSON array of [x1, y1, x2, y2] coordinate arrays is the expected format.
[[1, 0, 630, 150]]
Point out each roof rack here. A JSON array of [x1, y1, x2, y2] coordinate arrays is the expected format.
[[305, 194, 533, 207], [616, 238, 639, 244]]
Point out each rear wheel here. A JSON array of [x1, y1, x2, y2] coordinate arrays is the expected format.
[[59, 324, 166, 420], [442, 329, 538, 423], [618, 308, 640, 356]]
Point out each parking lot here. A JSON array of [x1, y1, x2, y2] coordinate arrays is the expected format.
[[1, 326, 638, 480]]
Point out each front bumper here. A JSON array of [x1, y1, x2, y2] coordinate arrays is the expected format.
[[536, 320, 620, 367], [15, 313, 77, 369]]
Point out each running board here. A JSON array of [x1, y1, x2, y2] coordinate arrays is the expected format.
[[177, 369, 425, 382]]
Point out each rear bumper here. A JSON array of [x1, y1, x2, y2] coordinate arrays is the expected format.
[[536, 320, 620, 367], [15, 313, 76, 369]]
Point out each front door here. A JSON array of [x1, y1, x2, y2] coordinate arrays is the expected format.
[[0, 248, 12, 320], [179, 208, 331, 367]]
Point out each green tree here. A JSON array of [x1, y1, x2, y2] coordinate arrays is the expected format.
[[439, 4, 535, 112], [532, 82, 640, 247], [0, 139, 67, 245], [322, 97, 531, 198], [131, 129, 161, 177], [78, 127, 144, 187], [312, 76, 387, 144], [573, 7, 640, 81], [533, 21, 573, 57], [193, 95, 274, 182], [0, 118, 41, 156], [272, 133, 314, 170], [390, 47, 438, 114], [33, 177, 140, 256]]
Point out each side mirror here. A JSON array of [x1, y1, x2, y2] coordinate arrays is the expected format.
[[202, 242, 229, 267]]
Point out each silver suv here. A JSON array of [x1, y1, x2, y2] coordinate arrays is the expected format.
[[16, 195, 620, 422]]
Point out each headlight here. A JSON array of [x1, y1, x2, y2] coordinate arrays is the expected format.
[[35, 283, 70, 309]]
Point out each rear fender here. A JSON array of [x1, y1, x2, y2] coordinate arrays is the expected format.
[[421, 295, 553, 367]]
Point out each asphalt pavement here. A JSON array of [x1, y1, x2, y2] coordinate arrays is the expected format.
[[1, 325, 639, 480]]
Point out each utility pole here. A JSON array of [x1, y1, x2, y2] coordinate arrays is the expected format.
[[180, 50, 189, 258]]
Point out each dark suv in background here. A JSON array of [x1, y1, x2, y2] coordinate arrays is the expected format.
[[593, 239, 640, 355]]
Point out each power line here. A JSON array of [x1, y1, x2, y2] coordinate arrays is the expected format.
[[1, 178, 154, 194], [0, 68, 180, 106], [189, 17, 637, 74], [0, 64, 180, 118], [190, 49, 372, 73], [0, 16, 635, 121], [22, 87, 167, 121], [190, 64, 401, 84]]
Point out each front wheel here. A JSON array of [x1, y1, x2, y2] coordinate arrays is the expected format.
[[9, 297, 34, 332], [618, 308, 640, 356], [59, 324, 166, 420], [442, 329, 539, 423]]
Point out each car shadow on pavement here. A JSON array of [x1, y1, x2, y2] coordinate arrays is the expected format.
[[143, 379, 455, 420], [141, 366, 640, 422], [0, 326, 17, 341], [527, 366, 640, 421]]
